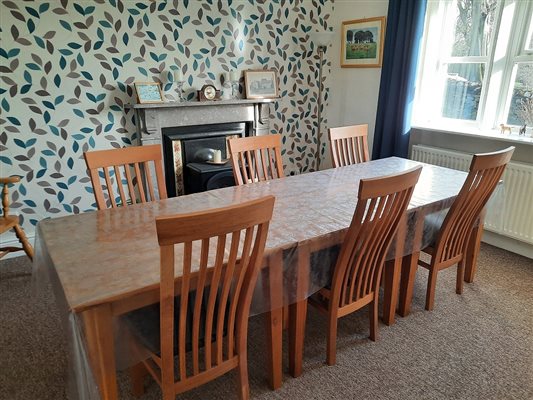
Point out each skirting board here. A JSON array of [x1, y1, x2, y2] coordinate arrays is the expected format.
[[482, 231, 533, 260], [0, 232, 35, 261]]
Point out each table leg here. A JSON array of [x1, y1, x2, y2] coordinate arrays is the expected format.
[[264, 251, 283, 390], [288, 299, 307, 377], [398, 214, 424, 317], [382, 258, 401, 326], [288, 244, 310, 378], [464, 210, 485, 283], [82, 304, 118, 400], [398, 252, 419, 317], [382, 216, 407, 326]]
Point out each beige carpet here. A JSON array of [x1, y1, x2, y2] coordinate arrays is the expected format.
[[1, 243, 532, 400]]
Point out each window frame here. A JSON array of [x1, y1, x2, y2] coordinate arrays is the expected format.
[[413, 0, 533, 132]]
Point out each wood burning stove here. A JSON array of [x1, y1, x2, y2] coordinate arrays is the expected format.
[[162, 122, 247, 196]]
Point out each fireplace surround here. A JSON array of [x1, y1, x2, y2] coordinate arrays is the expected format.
[[125, 99, 276, 196]]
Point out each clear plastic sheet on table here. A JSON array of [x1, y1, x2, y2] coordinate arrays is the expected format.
[[31, 158, 479, 399]]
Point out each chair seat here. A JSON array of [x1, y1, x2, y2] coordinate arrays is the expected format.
[[123, 290, 223, 355], [0, 216, 19, 233]]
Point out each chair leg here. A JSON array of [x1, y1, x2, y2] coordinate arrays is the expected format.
[[129, 362, 147, 397], [236, 355, 250, 400], [326, 313, 338, 366], [369, 299, 378, 342], [425, 268, 438, 311], [161, 362, 175, 400], [13, 224, 33, 261], [162, 387, 174, 400], [456, 261, 465, 295]]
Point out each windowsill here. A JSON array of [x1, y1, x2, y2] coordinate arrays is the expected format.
[[411, 124, 533, 146]]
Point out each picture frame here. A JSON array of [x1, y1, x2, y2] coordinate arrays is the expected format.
[[341, 17, 386, 68], [134, 82, 164, 104], [244, 69, 279, 99]]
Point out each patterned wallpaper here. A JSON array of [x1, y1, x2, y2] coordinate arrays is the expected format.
[[0, 0, 333, 235]]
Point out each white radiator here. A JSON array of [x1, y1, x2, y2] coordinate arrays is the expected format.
[[411, 145, 533, 245]]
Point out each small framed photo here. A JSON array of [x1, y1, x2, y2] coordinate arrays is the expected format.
[[244, 69, 279, 99], [341, 17, 386, 68], [134, 82, 164, 104]]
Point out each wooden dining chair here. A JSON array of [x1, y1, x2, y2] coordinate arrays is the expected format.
[[83, 145, 167, 210], [400, 147, 515, 312], [328, 124, 370, 167], [125, 196, 275, 400], [227, 134, 284, 185], [309, 166, 422, 365], [0, 177, 34, 261]]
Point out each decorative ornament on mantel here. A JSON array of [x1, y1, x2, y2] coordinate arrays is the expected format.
[[230, 70, 240, 100], [174, 68, 185, 102], [197, 84, 221, 101]]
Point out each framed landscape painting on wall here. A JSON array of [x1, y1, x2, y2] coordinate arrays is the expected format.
[[341, 17, 386, 68]]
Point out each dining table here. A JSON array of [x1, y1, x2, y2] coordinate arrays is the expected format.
[[33, 157, 477, 400]]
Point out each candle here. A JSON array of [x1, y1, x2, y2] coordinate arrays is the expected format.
[[230, 70, 239, 82], [213, 150, 222, 163], [174, 69, 183, 82]]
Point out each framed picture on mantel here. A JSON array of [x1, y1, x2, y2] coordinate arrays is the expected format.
[[244, 69, 279, 99], [341, 17, 386, 68], [134, 82, 164, 104]]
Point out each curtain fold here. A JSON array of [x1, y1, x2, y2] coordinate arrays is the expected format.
[[372, 0, 428, 159]]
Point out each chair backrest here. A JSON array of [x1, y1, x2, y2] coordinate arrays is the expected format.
[[84, 145, 167, 210], [155, 196, 274, 391], [328, 124, 370, 167], [434, 146, 515, 266], [330, 166, 422, 309], [228, 134, 284, 185]]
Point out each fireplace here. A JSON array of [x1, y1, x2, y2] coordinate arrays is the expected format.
[[163, 122, 248, 196], [124, 99, 276, 197]]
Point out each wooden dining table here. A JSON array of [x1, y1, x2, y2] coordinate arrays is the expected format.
[[33, 157, 476, 399]]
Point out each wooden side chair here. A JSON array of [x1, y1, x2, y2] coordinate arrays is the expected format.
[[310, 166, 422, 365], [83, 145, 167, 210], [400, 147, 515, 312], [0, 177, 34, 261], [328, 124, 370, 167], [125, 196, 275, 400], [227, 134, 284, 185]]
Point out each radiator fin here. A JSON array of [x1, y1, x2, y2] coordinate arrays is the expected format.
[[411, 145, 533, 245]]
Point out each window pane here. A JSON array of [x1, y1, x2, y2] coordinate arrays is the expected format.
[[526, 10, 533, 51], [451, 0, 498, 57], [442, 63, 485, 120], [507, 63, 533, 126]]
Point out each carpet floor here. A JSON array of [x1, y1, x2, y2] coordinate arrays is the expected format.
[[0, 243, 532, 400]]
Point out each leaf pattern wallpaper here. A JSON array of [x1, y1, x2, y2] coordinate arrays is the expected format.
[[0, 0, 333, 237]]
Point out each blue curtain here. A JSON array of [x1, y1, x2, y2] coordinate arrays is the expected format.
[[372, 0, 427, 159]]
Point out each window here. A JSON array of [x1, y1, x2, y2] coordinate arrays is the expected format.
[[413, 0, 533, 131]]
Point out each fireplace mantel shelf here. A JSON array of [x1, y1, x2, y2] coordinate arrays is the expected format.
[[127, 95, 273, 146], [125, 98, 278, 110]]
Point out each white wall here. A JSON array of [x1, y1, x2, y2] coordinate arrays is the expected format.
[[324, 0, 389, 168]]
